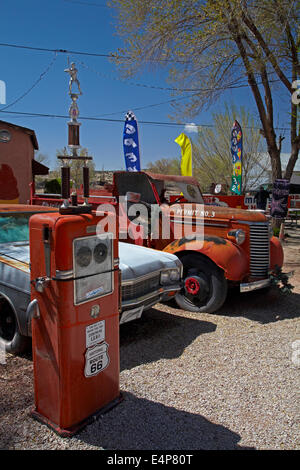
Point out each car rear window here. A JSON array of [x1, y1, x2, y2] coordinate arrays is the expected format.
[[0, 214, 31, 243]]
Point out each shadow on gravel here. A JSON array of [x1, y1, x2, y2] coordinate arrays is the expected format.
[[77, 391, 254, 450], [217, 287, 300, 324], [166, 287, 300, 324], [119, 308, 216, 371]]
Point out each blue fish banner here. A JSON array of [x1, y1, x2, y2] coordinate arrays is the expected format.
[[123, 111, 141, 171]]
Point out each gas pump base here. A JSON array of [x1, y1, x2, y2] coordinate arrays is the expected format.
[[30, 393, 123, 437]]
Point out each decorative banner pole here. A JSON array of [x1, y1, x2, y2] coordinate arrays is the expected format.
[[57, 61, 92, 214], [230, 120, 243, 195], [123, 111, 141, 171]]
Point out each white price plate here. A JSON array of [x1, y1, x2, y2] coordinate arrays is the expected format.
[[84, 342, 109, 378], [86, 320, 105, 348]]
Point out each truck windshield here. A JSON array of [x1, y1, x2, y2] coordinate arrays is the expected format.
[[0, 214, 31, 243], [157, 181, 204, 204], [114, 173, 157, 204]]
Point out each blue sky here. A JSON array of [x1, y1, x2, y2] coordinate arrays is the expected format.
[[0, 0, 293, 171]]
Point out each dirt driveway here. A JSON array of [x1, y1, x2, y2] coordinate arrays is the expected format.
[[0, 228, 299, 450]]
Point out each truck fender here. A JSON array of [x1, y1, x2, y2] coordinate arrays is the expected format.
[[163, 235, 248, 281], [269, 236, 284, 270]]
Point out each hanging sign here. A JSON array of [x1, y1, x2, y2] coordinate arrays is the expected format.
[[123, 111, 141, 171], [270, 179, 290, 218], [230, 120, 243, 195]]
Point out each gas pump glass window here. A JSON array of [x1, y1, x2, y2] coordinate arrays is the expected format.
[[73, 233, 113, 305]]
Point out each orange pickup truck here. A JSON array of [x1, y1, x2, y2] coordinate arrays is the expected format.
[[112, 171, 284, 313]]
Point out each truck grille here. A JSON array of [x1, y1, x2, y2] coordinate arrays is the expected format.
[[249, 223, 270, 278], [122, 274, 160, 301]]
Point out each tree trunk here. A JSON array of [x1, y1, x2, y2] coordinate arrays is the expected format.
[[268, 145, 282, 182], [284, 145, 299, 181], [267, 145, 282, 230]]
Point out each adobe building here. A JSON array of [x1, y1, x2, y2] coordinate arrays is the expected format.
[[0, 120, 48, 204]]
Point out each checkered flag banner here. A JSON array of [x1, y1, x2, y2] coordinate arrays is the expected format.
[[123, 110, 141, 171], [125, 111, 136, 121]]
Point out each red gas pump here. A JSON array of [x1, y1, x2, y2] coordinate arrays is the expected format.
[[29, 209, 121, 436], [29, 63, 121, 436]]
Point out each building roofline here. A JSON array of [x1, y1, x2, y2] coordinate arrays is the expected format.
[[0, 119, 39, 150]]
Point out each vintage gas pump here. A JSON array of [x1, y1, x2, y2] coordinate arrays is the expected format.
[[29, 64, 121, 436]]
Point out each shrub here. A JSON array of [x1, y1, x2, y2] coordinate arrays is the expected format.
[[44, 178, 61, 194]]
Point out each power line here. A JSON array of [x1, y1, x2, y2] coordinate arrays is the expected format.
[[0, 42, 118, 59], [0, 42, 184, 63], [78, 58, 291, 94], [0, 109, 290, 131], [0, 53, 58, 111], [92, 93, 201, 117], [0, 47, 291, 127], [0, 41, 293, 87], [0, 44, 290, 119]]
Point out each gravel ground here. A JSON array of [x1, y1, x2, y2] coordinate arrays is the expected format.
[[0, 227, 299, 450]]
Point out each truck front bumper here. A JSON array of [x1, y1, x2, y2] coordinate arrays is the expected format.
[[240, 271, 294, 293], [240, 279, 270, 293]]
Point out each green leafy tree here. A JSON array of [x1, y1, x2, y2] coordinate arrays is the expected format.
[[146, 104, 268, 193], [109, 0, 299, 183], [191, 103, 268, 193], [147, 156, 181, 174]]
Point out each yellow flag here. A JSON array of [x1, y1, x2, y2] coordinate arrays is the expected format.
[[175, 133, 192, 176]]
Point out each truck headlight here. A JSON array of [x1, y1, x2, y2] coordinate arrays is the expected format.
[[227, 229, 246, 245]]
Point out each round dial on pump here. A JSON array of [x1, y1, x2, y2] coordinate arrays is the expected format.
[[76, 246, 92, 267], [94, 243, 108, 264]]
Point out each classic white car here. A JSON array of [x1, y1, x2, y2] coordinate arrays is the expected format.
[[0, 205, 182, 354]]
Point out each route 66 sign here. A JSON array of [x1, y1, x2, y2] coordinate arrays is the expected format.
[[84, 342, 110, 378]]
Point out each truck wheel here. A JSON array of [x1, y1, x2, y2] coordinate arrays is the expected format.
[[0, 297, 31, 355], [175, 254, 228, 313]]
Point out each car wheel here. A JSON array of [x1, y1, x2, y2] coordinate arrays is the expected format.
[[0, 297, 31, 355], [175, 254, 228, 313]]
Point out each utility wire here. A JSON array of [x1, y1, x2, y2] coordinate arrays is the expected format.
[[0, 53, 58, 111], [0, 41, 293, 85], [78, 58, 291, 94], [0, 42, 119, 59], [0, 109, 290, 131], [92, 93, 201, 117], [0, 42, 184, 63]]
